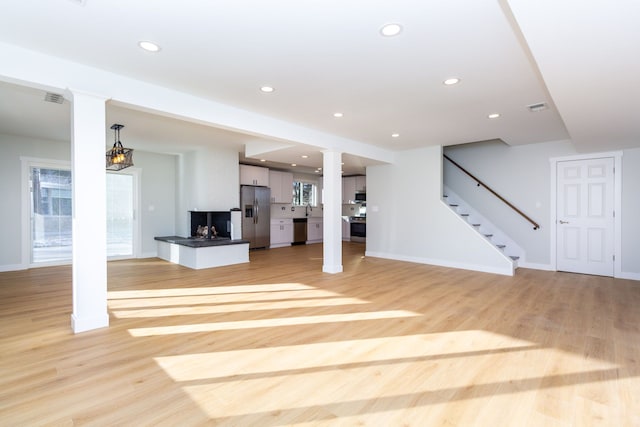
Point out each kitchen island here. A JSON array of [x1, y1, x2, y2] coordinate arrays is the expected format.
[[155, 236, 249, 270]]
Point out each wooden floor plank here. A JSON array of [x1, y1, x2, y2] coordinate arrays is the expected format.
[[1, 242, 639, 426]]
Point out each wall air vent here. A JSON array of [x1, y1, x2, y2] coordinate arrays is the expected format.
[[527, 102, 548, 112], [44, 92, 65, 104]]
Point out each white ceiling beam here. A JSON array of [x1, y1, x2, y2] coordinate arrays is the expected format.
[[0, 41, 394, 165]]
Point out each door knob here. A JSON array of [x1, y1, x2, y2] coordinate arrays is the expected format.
[[559, 220, 569, 224]]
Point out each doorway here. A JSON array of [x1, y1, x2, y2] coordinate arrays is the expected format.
[[22, 159, 140, 266], [553, 153, 621, 277], [106, 171, 139, 259]]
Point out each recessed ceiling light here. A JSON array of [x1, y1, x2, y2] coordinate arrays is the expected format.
[[488, 113, 501, 119], [443, 78, 460, 86], [391, 133, 400, 138], [380, 23, 403, 37], [291, 163, 297, 167], [333, 112, 344, 118], [315, 170, 321, 173], [260, 86, 275, 93], [301, 155, 309, 159], [138, 41, 160, 52], [259, 159, 267, 162], [318, 167, 322, 170]]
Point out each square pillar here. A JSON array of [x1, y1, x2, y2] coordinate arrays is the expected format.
[[322, 150, 343, 273], [69, 90, 109, 333]]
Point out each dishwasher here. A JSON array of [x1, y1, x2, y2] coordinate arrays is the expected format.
[[293, 218, 307, 245]]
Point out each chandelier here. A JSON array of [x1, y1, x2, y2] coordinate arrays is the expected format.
[[106, 124, 134, 170]]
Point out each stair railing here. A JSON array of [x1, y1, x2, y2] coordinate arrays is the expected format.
[[443, 154, 540, 230]]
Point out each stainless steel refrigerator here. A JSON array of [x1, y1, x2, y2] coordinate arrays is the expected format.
[[240, 185, 271, 249]]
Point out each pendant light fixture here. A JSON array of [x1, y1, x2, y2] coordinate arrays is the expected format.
[[106, 124, 134, 170]]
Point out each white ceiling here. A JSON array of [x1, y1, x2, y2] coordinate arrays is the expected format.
[[0, 0, 638, 174]]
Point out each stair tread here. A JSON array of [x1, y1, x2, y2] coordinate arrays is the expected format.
[[447, 189, 520, 265]]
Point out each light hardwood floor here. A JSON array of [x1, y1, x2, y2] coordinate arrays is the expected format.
[[1, 242, 639, 426]]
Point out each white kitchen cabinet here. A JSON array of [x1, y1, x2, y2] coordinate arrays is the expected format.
[[240, 164, 270, 186], [269, 170, 294, 203], [342, 177, 356, 204], [355, 175, 366, 192], [270, 219, 293, 248], [307, 217, 323, 243]]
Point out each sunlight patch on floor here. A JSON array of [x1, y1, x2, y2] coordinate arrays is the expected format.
[[129, 310, 420, 336], [108, 288, 344, 309], [154, 331, 537, 382], [111, 296, 369, 318], [108, 283, 314, 299], [152, 330, 620, 421]]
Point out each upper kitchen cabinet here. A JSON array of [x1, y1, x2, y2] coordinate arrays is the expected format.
[[269, 170, 294, 203], [240, 164, 269, 186], [355, 175, 366, 192], [342, 176, 356, 204]]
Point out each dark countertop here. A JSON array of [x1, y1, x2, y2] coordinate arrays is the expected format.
[[155, 236, 249, 248]]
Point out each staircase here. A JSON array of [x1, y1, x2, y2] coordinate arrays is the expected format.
[[443, 186, 523, 269]]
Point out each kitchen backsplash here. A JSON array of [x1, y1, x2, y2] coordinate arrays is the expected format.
[[270, 203, 364, 219], [270, 203, 323, 219]]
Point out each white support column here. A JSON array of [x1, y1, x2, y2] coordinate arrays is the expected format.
[[69, 90, 109, 333], [322, 150, 343, 274]]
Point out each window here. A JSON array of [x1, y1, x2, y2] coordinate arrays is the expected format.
[[30, 166, 73, 263], [292, 181, 317, 207], [106, 173, 134, 258], [24, 159, 139, 265]]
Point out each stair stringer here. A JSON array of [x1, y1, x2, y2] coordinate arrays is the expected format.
[[443, 186, 525, 268]]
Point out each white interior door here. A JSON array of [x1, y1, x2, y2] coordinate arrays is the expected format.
[[556, 158, 614, 276]]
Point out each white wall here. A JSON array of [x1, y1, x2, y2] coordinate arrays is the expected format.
[[0, 134, 69, 269], [0, 133, 178, 269], [132, 150, 177, 257], [366, 145, 514, 275], [621, 148, 640, 277], [444, 140, 640, 277], [176, 146, 240, 237]]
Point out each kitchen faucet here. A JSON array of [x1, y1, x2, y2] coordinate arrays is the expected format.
[[305, 203, 312, 217]]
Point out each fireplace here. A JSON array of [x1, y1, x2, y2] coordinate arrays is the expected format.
[[189, 211, 231, 239]]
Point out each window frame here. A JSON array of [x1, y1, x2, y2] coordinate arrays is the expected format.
[[292, 180, 318, 207], [21, 157, 72, 267], [20, 157, 142, 268]]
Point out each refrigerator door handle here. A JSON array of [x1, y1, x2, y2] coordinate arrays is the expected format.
[[254, 199, 258, 224]]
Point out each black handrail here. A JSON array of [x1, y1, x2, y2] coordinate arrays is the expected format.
[[443, 154, 540, 230]]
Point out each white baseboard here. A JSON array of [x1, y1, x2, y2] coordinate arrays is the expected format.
[[517, 261, 554, 271], [270, 243, 291, 249], [139, 251, 158, 259], [71, 312, 109, 334], [618, 271, 640, 281], [365, 251, 514, 277], [0, 264, 28, 273], [322, 264, 343, 274]]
